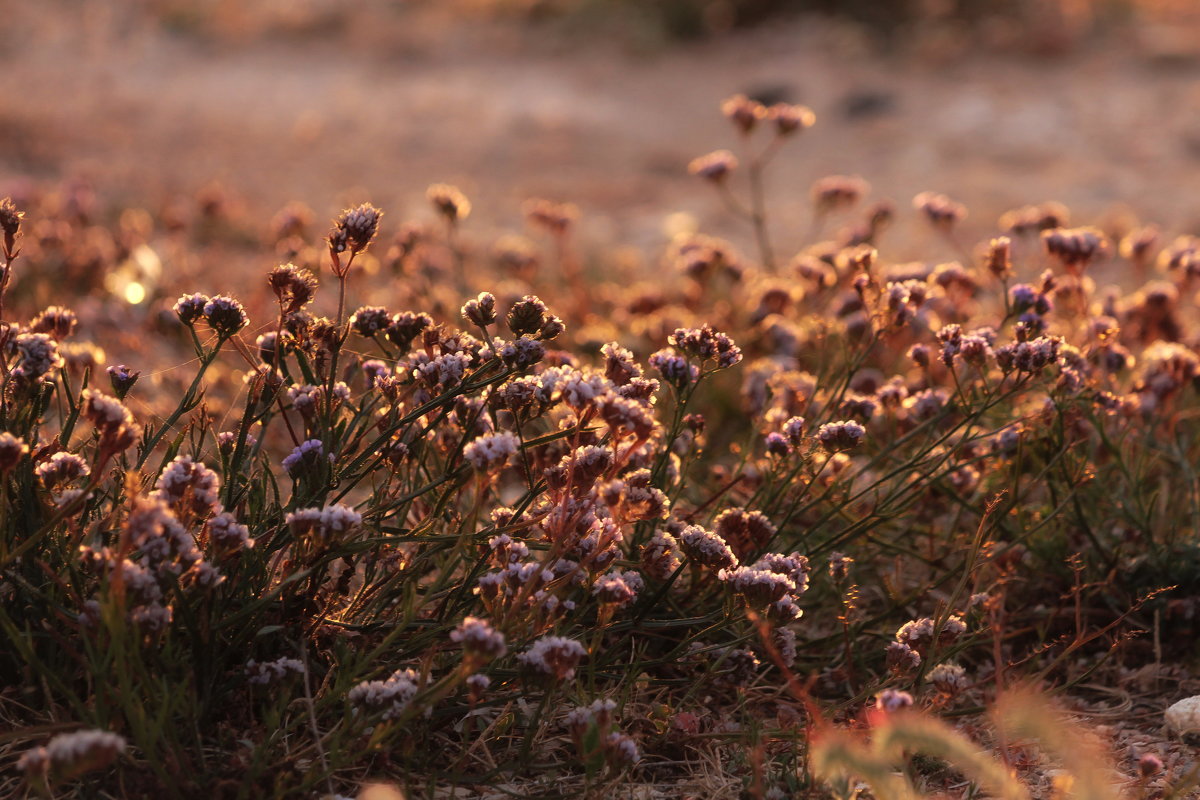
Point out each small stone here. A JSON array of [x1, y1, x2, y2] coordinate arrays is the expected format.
[[1165, 696, 1200, 735]]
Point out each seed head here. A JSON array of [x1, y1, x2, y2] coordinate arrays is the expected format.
[[427, 184, 471, 223], [462, 292, 497, 328], [914, 191, 967, 230], [30, 306, 78, 339], [451, 616, 507, 661], [267, 263, 318, 314], [0, 432, 28, 473], [106, 364, 140, 399], [523, 198, 578, 233], [813, 175, 869, 215], [203, 295, 249, 338], [816, 420, 866, 452], [688, 149, 738, 183], [328, 203, 382, 258], [721, 93, 766, 133], [518, 635, 587, 680], [507, 295, 549, 336], [0, 196, 23, 257], [767, 102, 815, 135]]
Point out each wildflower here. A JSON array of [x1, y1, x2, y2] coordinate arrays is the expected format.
[[202, 295, 249, 338], [874, 689, 914, 713], [171, 292, 208, 326], [721, 93, 766, 133], [596, 394, 657, 440], [18, 730, 126, 781], [995, 335, 1062, 374], [816, 420, 866, 452], [913, 191, 967, 229], [506, 295, 550, 336], [350, 305, 391, 337], [605, 732, 640, 767], [153, 455, 221, 518], [885, 641, 921, 676], [205, 511, 255, 552], [0, 196, 23, 257], [30, 306, 78, 339], [328, 203, 382, 260], [764, 431, 790, 457], [928, 663, 969, 696], [984, 236, 1012, 278], [828, 551, 853, 582], [427, 184, 471, 222], [812, 175, 869, 214], [524, 197, 579, 233], [0, 432, 29, 473], [106, 364, 140, 399], [1000, 201, 1069, 234], [649, 348, 698, 386], [904, 388, 949, 421], [36, 452, 90, 489], [245, 657, 305, 685], [286, 504, 363, 549], [462, 292, 497, 328], [518, 635, 587, 680], [641, 529, 682, 580], [282, 439, 330, 479], [466, 673, 491, 699], [1138, 753, 1163, 779], [498, 337, 545, 369], [125, 495, 201, 573], [668, 325, 742, 369], [720, 566, 795, 607], [754, 552, 810, 592], [767, 102, 815, 135], [688, 150, 738, 183], [679, 524, 738, 570], [385, 310, 434, 352], [12, 333, 63, 382], [601, 469, 669, 522], [348, 668, 421, 720], [267, 263, 318, 313], [451, 617, 507, 661], [463, 431, 520, 472], [1042, 226, 1108, 273], [592, 569, 644, 607], [713, 508, 776, 558]]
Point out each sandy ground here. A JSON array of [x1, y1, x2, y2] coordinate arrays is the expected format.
[[2, 3, 1200, 264]]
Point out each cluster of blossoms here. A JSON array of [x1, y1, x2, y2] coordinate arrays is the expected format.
[[564, 699, 640, 770], [17, 730, 126, 782], [347, 668, 423, 720]]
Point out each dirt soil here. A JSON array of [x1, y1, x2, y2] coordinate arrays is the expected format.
[[3, 2, 1200, 263]]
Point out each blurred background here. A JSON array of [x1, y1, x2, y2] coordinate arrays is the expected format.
[[2, 0, 1200, 261]]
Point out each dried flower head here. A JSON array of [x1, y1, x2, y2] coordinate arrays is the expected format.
[[106, 364, 140, 399], [30, 306, 78, 339], [427, 184, 471, 223], [462, 292, 498, 328], [767, 102, 815, 135], [518, 635, 587, 680], [174, 293, 210, 327], [451, 616, 507, 661], [914, 191, 967, 229], [268, 263, 318, 314], [18, 729, 126, 782], [688, 150, 738, 183], [816, 420, 866, 452], [328, 203, 382, 259], [0, 196, 23, 257], [721, 93, 766, 133], [203, 295, 249, 338]]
